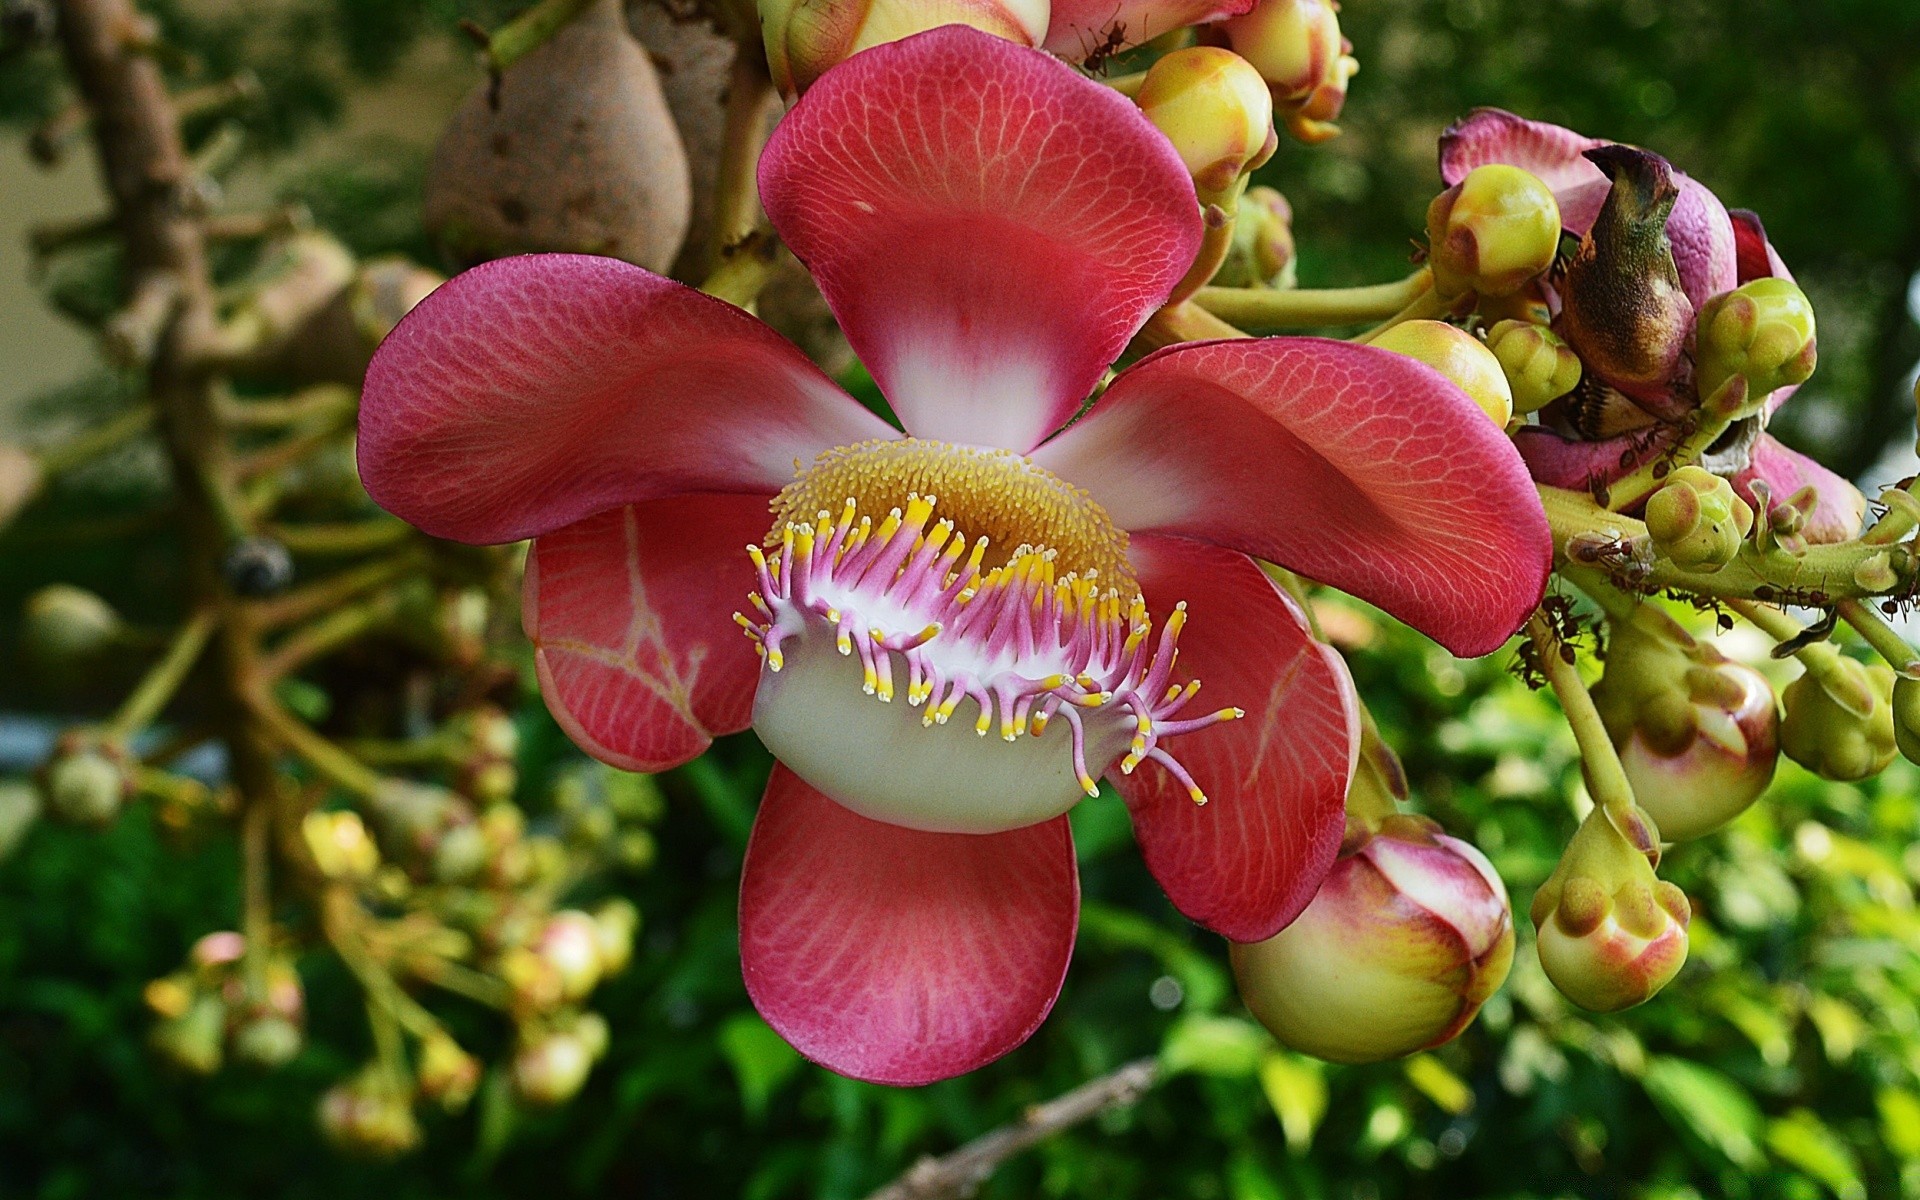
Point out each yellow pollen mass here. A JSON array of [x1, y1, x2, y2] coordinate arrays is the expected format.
[[769, 438, 1137, 595]]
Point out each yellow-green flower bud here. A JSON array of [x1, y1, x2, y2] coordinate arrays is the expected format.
[[1232, 815, 1513, 1064], [511, 1029, 595, 1106], [593, 899, 640, 977], [1425, 164, 1561, 300], [41, 741, 132, 828], [232, 1014, 304, 1069], [1221, 0, 1357, 144], [151, 993, 227, 1075], [318, 1069, 421, 1158], [1531, 804, 1689, 1012], [1212, 186, 1296, 290], [1136, 47, 1277, 194], [1368, 319, 1513, 425], [301, 809, 381, 881], [23, 584, 123, 675], [1642, 465, 1755, 573], [1780, 658, 1897, 782], [1486, 319, 1581, 414], [1695, 277, 1816, 410], [417, 1031, 483, 1112], [0, 780, 39, 862], [761, 0, 1049, 96], [1894, 676, 1920, 766]]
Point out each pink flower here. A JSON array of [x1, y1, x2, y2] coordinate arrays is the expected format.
[[358, 28, 1550, 1085], [1442, 109, 1865, 542], [1043, 0, 1253, 60]]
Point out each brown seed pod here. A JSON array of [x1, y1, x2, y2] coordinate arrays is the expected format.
[[426, 0, 693, 272]]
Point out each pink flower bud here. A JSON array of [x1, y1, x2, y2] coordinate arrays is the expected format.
[[417, 1032, 483, 1112], [511, 1029, 595, 1106], [535, 910, 606, 1002], [1531, 805, 1690, 1012], [1232, 815, 1513, 1064]]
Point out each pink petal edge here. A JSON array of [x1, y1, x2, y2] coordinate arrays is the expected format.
[[759, 26, 1201, 454], [1731, 434, 1867, 545], [740, 765, 1079, 1086], [358, 254, 893, 544], [1115, 535, 1356, 943], [524, 494, 768, 772], [1034, 337, 1553, 658], [1042, 0, 1254, 58]]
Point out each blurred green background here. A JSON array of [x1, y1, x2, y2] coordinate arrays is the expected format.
[[4, 2, 1920, 1198]]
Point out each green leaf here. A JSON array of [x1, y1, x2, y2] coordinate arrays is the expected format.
[[1257, 1052, 1327, 1152], [1080, 901, 1229, 1012], [1767, 1109, 1865, 1200], [1641, 1056, 1764, 1169], [1877, 1089, 1920, 1162], [1160, 1014, 1270, 1079], [1403, 1054, 1474, 1115], [717, 1012, 802, 1122]]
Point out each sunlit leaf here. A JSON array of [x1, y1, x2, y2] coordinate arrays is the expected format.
[[1160, 1014, 1270, 1078], [717, 1011, 802, 1122], [1257, 1051, 1328, 1152], [1641, 1056, 1763, 1170], [1404, 1054, 1474, 1115], [1767, 1109, 1865, 1200]]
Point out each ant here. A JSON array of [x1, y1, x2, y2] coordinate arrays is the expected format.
[[1080, 18, 1128, 75]]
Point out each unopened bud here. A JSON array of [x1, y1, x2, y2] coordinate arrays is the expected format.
[[232, 1014, 304, 1069], [593, 899, 640, 976], [151, 993, 227, 1075], [535, 911, 605, 1002], [1642, 466, 1755, 573], [1695, 277, 1817, 411], [1215, 187, 1296, 290], [222, 536, 294, 597], [350, 257, 442, 346], [1895, 677, 1920, 766], [511, 1030, 595, 1106], [23, 584, 123, 675], [1368, 320, 1513, 425], [0, 779, 41, 861], [1222, 0, 1356, 144], [41, 740, 133, 828], [1486, 319, 1581, 414], [302, 809, 380, 880], [761, 0, 1049, 95], [417, 1031, 482, 1112], [499, 945, 565, 1013], [1425, 164, 1561, 299], [0, 441, 42, 530], [1136, 48, 1277, 194], [1531, 805, 1690, 1012], [318, 1070, 421, 1158], [1233, 815, 1513, 1063], [1478, 281, 1552, 327], [190, 929, 248, 970], [1781, 658, 1897, 782]]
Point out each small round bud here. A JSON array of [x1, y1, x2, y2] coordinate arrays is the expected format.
[[592, 899, 640, 976], [499, 946, 565, 1013], [573, 1011, 611, 1060], [0, 779, 42, 861], [151, 993, 227, 1075], [1425, 164, 1561, 299], [0, 441, 44, 530], [1136, 48, 1277, 194], [511, 1030, 594, 1106], [41, 742, 133, 828], [1642, 465, 1755, 573], [1215, 187, 1296, 290], [417, 1031, 482, 1112], [232, 1014, 303, 1069], [1485, 319, 1581, 414], [301, 809, 381, 881], [318, 1070, 421, 1158], [1221, 0, 1357, 144], [535, 911, 606, 1002], [1233, 817, 1513, 1063], [761, 0, 1048, 95], [1368, 320, 1513, 425], [350, 258, 442, 346], [23, 585, 123, 675], [432, 822, 490, 884], [1695, 277, 1817, 408], [190, 930, 248, 970], [1781, 659, 1897, 782], [222, 536, 294, 597], [1536, 877, 1691, 1012]]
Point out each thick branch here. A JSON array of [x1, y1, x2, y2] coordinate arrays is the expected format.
[[863, 1059, 1161, 1200]]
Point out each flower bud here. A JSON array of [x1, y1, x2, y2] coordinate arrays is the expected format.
[[1425, 164, 1561, 300], [1486, 319, 1581, 414], [302, 810, 381, 881], [41, 740, 133, 828], [417, 1031, 482, 1112], [318, 1070, 421, 1158], [761, 0, 1049, 96], [1368, 320, 1513, 425], [1477, 281, 1552, 327], [511, 1029, 595, 1106], [1136, 48, 1277, 195], [23, 584, 123, 676], [593, 899, 640, 977], [0, 441, 43, 530], [1642, 466, 1755, 573], [151, 993, 227, 1075], [1894, 676, 1920, 766], [432, 821, 490, 885], [191, 930, 248, 970], [1694, 277, 1817, 410], [1221, 0, 1356, 144], [535, 910, 605, 1002], [232, 1014, 304, 1069], [0, 779, 42, 862], [1232, 815, 1513, 1064], [1531, 805, 1690, 1012], [1780, 658, 1897, 782], [1214, 187, 1296, 290], [1591, 608, 1777, 841], [499, 945, 565, 1013]]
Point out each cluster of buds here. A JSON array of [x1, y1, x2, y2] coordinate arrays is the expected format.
[[145, 932, 307, 1074], [1485, 320, 1582, 415], [498, 901, 638, 1015], [319, 1068, 422, 1159], [1221, 0, 1358, 144], [1531, 803, 1690, 1012]]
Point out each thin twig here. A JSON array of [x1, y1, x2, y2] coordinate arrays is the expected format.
[[863, 1058, 1162, 1200]]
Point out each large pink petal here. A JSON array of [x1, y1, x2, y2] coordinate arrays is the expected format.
[[1033, 338, 1552, 657], [759, 26, 1201, 453], [1438, 109, 1606, 193], [740, 765, 1078, 1085], [1042, 0, 1253, 58], [359, 254, 893, 544], [524, 493, 767, 772], [1114, 535, 1355, 942], [1731, 434, 1866, 545]]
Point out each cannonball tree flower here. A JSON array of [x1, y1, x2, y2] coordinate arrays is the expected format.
[[1043, 0, 1252, 61], [358, 27, 1550, 1085], [1440, 108, 1865, 543]]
